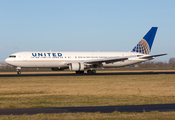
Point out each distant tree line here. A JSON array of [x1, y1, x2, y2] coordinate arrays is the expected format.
[[0, 61, 51, 71], [0, 61, 15, 71], [138, 58, 175, 68], [1, 58, 175, 71]]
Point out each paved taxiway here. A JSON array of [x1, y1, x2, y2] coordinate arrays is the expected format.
[[0, 104, 175, 115], [0, 71, 175, 77]]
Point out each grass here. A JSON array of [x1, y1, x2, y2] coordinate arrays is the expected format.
[[0, 73, 175, 119], [0, 74, 175, 109], [1, 111, 175, 120]]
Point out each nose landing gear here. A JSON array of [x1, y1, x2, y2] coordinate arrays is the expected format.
[[16, 67, 21, 75], [17, 70, 21, 75]]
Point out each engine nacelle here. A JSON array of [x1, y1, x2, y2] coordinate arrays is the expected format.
[[51, 67, 64, 71], [69, 62, 84, 71]]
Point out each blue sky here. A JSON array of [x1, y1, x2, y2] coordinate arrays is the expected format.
[[0, 0, 175, 62]]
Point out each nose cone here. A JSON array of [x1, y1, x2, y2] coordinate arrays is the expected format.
[[5, 58, 9, 63], [5, 57, 15, 66]]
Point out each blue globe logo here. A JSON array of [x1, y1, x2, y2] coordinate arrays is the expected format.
[[131, 39, 150, 54]]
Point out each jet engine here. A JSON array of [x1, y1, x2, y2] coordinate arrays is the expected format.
[[69, 62, 84, 71]]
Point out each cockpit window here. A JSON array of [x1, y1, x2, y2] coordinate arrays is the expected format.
[[9, 55, 16, 58]]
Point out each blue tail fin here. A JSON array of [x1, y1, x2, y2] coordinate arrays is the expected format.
[[131, 27, 158, 54]]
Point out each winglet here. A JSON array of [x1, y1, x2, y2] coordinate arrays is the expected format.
[[131, 27, 158, 54]]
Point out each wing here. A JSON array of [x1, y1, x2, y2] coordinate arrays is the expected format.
[[84, 56, 130, 65], [139, 53, 168, 59]]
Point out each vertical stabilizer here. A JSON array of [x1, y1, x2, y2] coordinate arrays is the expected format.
[[131, 27, 158, 54]]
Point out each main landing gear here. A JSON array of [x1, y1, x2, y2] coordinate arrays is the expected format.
[[87, 70, 96, 74], [76, 71, 84, 74], [75, 70, 96, 74], [16, 67, 21, 75]]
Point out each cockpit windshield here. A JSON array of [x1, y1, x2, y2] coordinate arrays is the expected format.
[[9, 55, 16, 58]]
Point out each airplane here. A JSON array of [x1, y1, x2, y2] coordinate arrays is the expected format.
[[5, 27, 167, 75]]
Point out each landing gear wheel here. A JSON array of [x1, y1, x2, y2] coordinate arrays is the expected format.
[[16, 67, 21, 75], [17, 71, 21, 75], [87, 70, 92, 74], [92, 70, 96, 74], [87, 70, 96, 74], [76, 71, 84, 74]]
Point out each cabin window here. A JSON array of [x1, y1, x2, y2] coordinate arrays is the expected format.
[[9, 55, 16, 58]]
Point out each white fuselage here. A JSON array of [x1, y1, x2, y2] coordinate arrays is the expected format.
[[5, 51, 150, 69]]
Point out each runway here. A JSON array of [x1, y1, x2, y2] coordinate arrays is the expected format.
[[0, 104, 175, 115], [0, 71, 175, 77]]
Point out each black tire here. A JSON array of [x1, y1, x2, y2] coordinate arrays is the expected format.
[[87, 70, 96, 74], [76, 71, 84, 74], [17, 71, 21, 75], [92, 70, 96, 74], [76, 71, 80, 74], [87, 70, 92, 74]]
